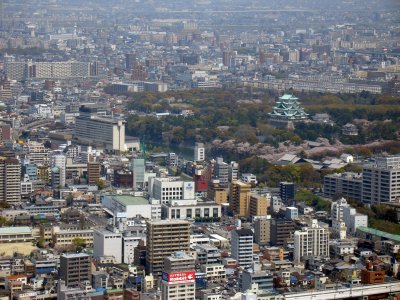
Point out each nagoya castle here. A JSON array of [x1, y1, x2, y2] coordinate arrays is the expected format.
[[268, 94, 309, 129]]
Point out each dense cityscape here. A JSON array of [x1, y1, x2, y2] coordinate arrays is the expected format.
[[0, 0, 399, 299]]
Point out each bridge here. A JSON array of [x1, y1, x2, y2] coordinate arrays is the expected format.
[[283, 282, 400, 300], [14, 119, 53, 140]]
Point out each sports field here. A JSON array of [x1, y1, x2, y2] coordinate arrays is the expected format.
[[0, 243, 37, 256]]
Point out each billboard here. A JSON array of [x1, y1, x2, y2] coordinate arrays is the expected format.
[[183, 181, 195, 199], [162, 271, 195, 284]]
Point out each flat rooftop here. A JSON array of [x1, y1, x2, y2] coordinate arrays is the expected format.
[[110, 195, 149, 206], [0, 227, 31, 235], [147, 219, 190, 225]]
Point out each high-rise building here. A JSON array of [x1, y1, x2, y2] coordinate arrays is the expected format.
[[93, 229, 122, 264], [207, 180, 227, 204], [194, 142, 205, 162], [323, 172, 362, 202], [87, 162, 100, 185], [362, 155, 400, 204], [51, 153, 66, 188], [149, 177, 195, 204], [167, 153, 178, 168], [4, 62, 27, 81], [280, 182, 295, 202], [0, 123, 11, 143], [24, 141, 49, 165], [131, 63, 147, 81], [228, 161, 239, 182], [5, 61, 93, 81], [343, 205, 368, 234], [51, 166, 62, 188], [146, 220, 191, 276], [0, 79, 12, 101], [231, 229, 254, 268], [60, 253, 91, 287], [160, 271, 196, 300], [331, 197, 349, 221], [132, 158, 145, 190], [75, 106, 126, 152], [125, 53, 136, 70], [249, 194, 269, 218], [215, 158, 229, 187], [293, 220, 329, 263], [253, 216, 271, 246], [230, 181, 251, 217], [223, 50, 236, 67], [270, 219, 295, 246], [288, 49, 300, 63], [0, 157, 21, 204], [285, 207, 298, 220]]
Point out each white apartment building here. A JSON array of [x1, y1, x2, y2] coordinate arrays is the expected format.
[[228, 161, 239, 182], [160, 271, 196, 300], [330, 197, 368, 235], [123, 236, 145, 264], [331, 197, 349, 221], [294, 219, 329, 263], [132, 158, 145, 190], [93, 229, 122, 264], [149, 177, 195, 204], [51, 153, 66, 188], [162, 200, 221, 220], [0, 157, 21, 204], [60, 112, 80, 125], [215, 158, 229, 187], [75, 106, 126, 152], [362, 155, 400, 204], [343, 206, 368, 234], [23, 141, 49, 165], [323, 172, 362, 202], [102, 195, 161, 220], [332, 220, 347, 240], [6, 61, 92, 81], [194, 142, 205, 161], [31, 104, 53, 119], [21, 177, 33, 197], [330, 241, 355, 257], [241, 173, 258, 185], [200, 264, 226, 283], [231, 229, 254, 268]]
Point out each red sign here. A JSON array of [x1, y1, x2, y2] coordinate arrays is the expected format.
[[162, 271, 195, 283]]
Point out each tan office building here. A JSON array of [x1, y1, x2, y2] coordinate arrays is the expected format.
[[0, 157, 21, 204], [249, 194, 269, 218], [230, 181, 251, 217], [207, 181, 227, 204], [146, 220, 191, 276]]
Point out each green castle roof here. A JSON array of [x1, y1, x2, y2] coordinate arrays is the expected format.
[[269, 94, 308, 120]]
